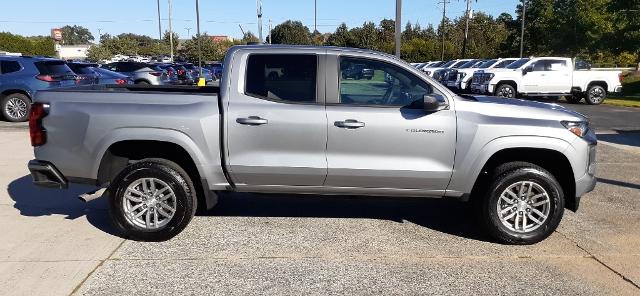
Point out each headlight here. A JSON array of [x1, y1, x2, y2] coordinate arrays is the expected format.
[[561, 121, 589, 137], [488, 73, 495, 80], [459, 73, 467, 79]]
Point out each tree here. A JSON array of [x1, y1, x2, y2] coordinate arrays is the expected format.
[[326, 23, 352, 47], [163, 30, 180, 54], [242, 31, 259, 44], [0, 32, 55, 56], [179, 34, 226, 62], [349, 22, 379, 50], [60, 25, 94, 45], [270, 20, 312, 45]]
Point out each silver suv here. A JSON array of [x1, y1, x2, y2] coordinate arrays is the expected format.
[[100, 62, 171, 85]]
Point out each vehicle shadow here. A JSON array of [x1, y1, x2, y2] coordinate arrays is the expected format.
[[206, 191, 491, 242], [7, 175, 118, 236], [597, 130, 640, 148], [8, 175, 490, 242]]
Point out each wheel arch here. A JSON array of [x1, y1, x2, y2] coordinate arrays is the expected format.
[[468, 147, 577, 212], [94, 129, 224, 211], [587, 81, 608, 92], [1, 89, 32, 101]]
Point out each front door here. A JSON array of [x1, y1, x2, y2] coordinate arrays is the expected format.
[[324, 56, 456, 194], [226, 53, 328, 187]]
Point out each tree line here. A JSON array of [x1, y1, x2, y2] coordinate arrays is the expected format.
[[1, 0, 637, 66]]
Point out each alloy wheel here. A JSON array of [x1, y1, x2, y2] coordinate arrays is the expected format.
[[496, 181, 551, 233], [122, 177, 177, 229], [4, 97, 28, 120]]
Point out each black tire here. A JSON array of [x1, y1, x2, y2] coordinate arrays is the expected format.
[[586, 85, 606, 105], [1, 93, 31, 122], [477, 162, 564, 245], [494, 84, 517, 98], [135, 80, 150, 85], [108, 159, 196, 241], [565, 96, 582, 104]]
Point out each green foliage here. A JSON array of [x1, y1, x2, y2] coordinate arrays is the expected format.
[[0, 32, 55, 56], [179, 34, 226, 62], [271, 20, 311, 45], [60, 25, 94, 45]]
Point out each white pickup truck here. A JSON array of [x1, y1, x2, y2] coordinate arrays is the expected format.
[[470, 57, 624, 104]]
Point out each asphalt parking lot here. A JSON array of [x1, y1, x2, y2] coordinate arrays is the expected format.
[[0, 102, 639, 295]]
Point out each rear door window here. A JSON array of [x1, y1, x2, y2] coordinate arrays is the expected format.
[[0, 61, 22, 74], [245, 54, 317, 103]]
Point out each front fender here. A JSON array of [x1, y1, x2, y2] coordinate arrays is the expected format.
[[446, 135, 572, 197]]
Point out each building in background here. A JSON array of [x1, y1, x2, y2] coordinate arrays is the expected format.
[[210, 35, 232, 42], [56, 44, 92, 60]]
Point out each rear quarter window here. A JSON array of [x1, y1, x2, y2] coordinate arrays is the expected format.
[[34, 61, 73, 75]]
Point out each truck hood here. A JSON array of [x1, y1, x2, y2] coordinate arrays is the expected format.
[[459, 95, 587, 122]]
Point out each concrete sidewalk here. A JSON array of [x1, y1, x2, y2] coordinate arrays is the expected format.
[[0, 130, 638, 295]]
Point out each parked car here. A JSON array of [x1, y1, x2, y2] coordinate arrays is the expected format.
[[431, 59, 474, 82], [100, 62, 170, 85], [341, 63, 374, 80], [29, 45, 596, 245], [172, 64, 195, 85], [155, 64, 180, 84], [470, 57, 624, 104], [0, 55, 77, 121], [205, 62, 223, 80], [91, 67, 133, 85], [446, 58, 519, 92], [67, 62, 99, 85]]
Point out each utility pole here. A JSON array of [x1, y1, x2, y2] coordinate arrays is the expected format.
[[185, 27, 192, 38], [156, 0, 162, 40], [97, 28, 103, 43], [461, 0, 472, 58], [439, 0, 450, 60], [314, 0, 317, 33], [395, 0, 401, 57], [168, 0, 174, 62], [257, 0, 263, 44], [268, 19, 272, 44], [196, 0, 204, 85], [519, 0, 526, 58]]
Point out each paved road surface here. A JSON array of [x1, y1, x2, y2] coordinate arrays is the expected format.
[[0, 101, 638, 295]]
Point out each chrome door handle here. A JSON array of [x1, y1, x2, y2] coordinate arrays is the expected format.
[[236, 116, 268, 125], [335, 119, 365, 129]]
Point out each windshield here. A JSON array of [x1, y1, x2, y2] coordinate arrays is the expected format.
[[430, 61, 444, 67], [68, 64, 97, 74], [478, 59, 498, 68], [506, 58, 530, 69], [451, 60, 470, 68], [440, 60, 456, 68], [459, 60, 480, 69]]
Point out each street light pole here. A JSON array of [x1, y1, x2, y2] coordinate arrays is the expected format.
[[196, 0, 204, 86], [395, 0, 401, 58], [461, 0, 471, 58], [157, 0, 162, 40], [520, 0, 526, 58], [257, 0, 263, 43], [314, 0, 317, 33], [168, 0, 174, 62], [185, 27, 192, 38], [439, 0, 449, 61]]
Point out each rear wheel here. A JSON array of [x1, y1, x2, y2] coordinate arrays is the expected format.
[[476, 162, 564, 245], [1, 93, 31, 122], [108, 159, 196, 241], [586, 85, 606, 105], [135, 80, 150, 85], [495, 84, 516, 98]]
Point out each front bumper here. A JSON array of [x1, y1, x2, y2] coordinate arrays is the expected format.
[[28, 160, 68, 189]]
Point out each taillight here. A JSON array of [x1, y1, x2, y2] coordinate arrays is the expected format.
[[178, 69, 185, 75], [115, 79, 127, 85], [29, 103, 49, 146], [36, 75, 60, 82], [150, 72, 162, 77], [168, 70, 174, 76], [619, 73, 625, 83]]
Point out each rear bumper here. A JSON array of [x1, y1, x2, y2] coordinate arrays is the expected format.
[[28, 160, 68, 189]]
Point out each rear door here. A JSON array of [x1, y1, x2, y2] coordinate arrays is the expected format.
[[324, 55, 456, 195], [226, 52, 328, 187]]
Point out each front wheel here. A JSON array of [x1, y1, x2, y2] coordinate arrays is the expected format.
[[495, 84, 517, 98], [586, 85, 606, 105], [477, 162, 564, 245], [108, 159, 196, 241]]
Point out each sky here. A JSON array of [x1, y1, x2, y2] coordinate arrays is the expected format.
[[0, 0, 520, 40]]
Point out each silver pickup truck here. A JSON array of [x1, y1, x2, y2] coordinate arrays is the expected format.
[[27, 45, 597, 245]]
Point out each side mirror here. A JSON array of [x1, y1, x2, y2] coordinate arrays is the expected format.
[[423, 94, 447, 112], [522, 66, 532, 75]]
